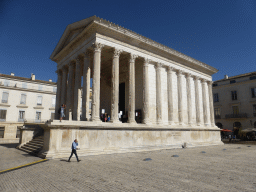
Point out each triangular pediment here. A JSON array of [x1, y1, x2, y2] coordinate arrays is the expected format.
[[50, 16, 97, 60]]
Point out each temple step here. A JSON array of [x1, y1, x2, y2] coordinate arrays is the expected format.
[[18, 136, 44, 156]]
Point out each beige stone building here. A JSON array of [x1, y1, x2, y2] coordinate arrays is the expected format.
[[19, 16, 222, 159], [213, 72, 256, 134], [0, 73, 57, 143]]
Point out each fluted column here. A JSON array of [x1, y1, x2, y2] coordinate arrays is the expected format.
[[167, 66, 174, 125], [207, 81, 215, 127], [155, 63, 162, 124], [82, 51, 91, 121], [194, 76, 202, 126], [177, 70, 184, 125], [73, 57, 82, 120], [66, 63, 75, 118], [127, 54, 137, 124], [142, 58, 150, 124], [201, 79, 210, 126], [55, 69, 62, 119], [91, 43, 104, 122], [60, 66, 68, 111], [186, 73, 192, 126], [110, 49, 122, 123]]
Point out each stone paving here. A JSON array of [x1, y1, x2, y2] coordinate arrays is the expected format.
[[0, 143, 256, 192]]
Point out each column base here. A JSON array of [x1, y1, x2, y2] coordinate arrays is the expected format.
[[110, 119, 122, 124], [127, 119, 136, 124], [91, 118, 102, 123]]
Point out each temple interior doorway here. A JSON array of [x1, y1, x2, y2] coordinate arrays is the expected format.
[[119, 83, 126, 122]]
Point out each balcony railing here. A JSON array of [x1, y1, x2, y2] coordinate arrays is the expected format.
[[225, 113, 248, 119]]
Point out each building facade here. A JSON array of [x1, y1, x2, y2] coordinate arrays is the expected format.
[[0, 73, 57, 143], [213, 72, 256, 133]]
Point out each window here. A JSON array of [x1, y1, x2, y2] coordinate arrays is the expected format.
[[232, 106, 239, 115], [37, 96, 42, 106], [4, 80, 10, 87], [212, 83, 218, 87], [2, 92, 9, 103], [89, 101, 92, 109], [214, 108, 221, 119], [213, 93, 219, 102], [20, 94, 27, 105], [251, 88, 256, 98], [38, 85, 43, 91], [231, 91, 237, 100], [0, 127, 4, 138], [53, 87, 57, 93], [0, 109, 7, 121], [52, 97, 56, 107], [22, 82, 27, 89], [253, 105, 256, 117], [51, 112, 55, 120], [18, 110, 25, 122], [230, 80, 236, 84], [16, 129, 20, 138], [250, 76, 256, 80], [35, 111, 41, 122]]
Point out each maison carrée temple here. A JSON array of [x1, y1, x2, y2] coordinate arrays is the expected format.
[[22, 16, 222, 158]]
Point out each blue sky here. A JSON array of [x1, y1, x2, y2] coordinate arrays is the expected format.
[[1, 0, 256, 82]]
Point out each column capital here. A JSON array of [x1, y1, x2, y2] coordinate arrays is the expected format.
[[92, 42, 104, 52], [193, 75, 200, 80], [129, 54, 138, 63], [113, 49, 122, 57], [200, 78, 206, 83], [143, 58, 151, 65], [207, 81, 213, 85], [185, 73, 192, 78], [55, 69, 62, 75], [68, 62, 75, 67], [62, 65, 68, 72], [167, 66, 174, 72], [76, 57, 82, 64], [155, 63, 163, 69], [82, 50, 92, 60], [176, 69, 184, 76]]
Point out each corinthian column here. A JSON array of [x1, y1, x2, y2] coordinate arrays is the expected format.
[[91, 43, 104, 122], [207, 81, 215, 127], [55, 69, 62, 119], [155, 63, 162, 124], [142, 58, 150, 124], [66, 63, 75, 118], [73, 57, 82, 120], [60, 66, 68, 107], [110, 49, 122, 123], [167, 66, 174, 125], [194, 76, 202, 126], [81, 51, 91, 121], [177, 70, 184, 125], [127, 54, 138, 124], [186, 73, 192, 126], [201, 79, 210, 126]]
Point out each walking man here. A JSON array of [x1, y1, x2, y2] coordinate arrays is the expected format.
[[68, 139, 81, 162]]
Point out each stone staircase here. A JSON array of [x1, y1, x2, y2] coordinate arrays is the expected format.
[[18, 136, 44, 156]]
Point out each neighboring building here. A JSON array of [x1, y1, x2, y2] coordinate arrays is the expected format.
[[0, 73, 57, 143], [213, 72, 256, 134]]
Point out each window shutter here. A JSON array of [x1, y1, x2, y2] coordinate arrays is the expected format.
[[2, 92, 9, 103], [37, 96, 42, 105], [20, 94, 26, 104]]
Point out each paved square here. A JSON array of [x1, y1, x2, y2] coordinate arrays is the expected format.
[[0, 144, 256, 191]]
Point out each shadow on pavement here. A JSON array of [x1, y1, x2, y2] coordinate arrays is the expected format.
[[0, 143, 19, 148]]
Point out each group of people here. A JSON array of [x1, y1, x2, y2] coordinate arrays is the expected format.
[[101, 113, 110, 122]]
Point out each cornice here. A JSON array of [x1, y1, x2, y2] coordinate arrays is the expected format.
[[0, 85, 56, 95]]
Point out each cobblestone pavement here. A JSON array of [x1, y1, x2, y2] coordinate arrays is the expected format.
[[1, 144, 256, 192]]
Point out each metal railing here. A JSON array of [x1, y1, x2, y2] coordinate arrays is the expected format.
[[225, 113, 248, 119]]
